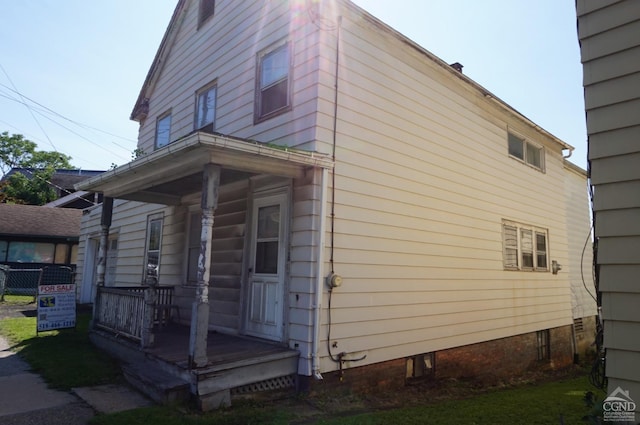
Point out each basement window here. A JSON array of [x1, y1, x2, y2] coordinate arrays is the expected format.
[[536, 330, 550, 361], [406, 353, 435, 384]]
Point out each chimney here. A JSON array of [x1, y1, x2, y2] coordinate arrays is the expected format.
[[450, 62, 463, 73]]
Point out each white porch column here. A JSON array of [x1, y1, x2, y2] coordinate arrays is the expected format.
[[92, 197, 113, 327], [189, 164, 220, 368]]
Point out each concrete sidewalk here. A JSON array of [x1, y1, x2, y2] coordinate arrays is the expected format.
[[0, 334, 152, 424]]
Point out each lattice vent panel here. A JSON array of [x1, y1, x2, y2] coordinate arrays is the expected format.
[[231, 374, 296, 395]]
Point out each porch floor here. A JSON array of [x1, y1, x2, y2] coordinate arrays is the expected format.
[[145, 324, 297, 371]]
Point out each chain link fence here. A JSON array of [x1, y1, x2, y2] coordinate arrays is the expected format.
[[0, 264, 75, 299]]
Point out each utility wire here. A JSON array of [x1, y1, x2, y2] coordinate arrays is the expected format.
[[0, 64, 59, 153], [0, 82, 136, 144], [0, 87, 133, 156]]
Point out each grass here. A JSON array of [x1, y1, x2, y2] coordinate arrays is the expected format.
[[88, 374, 600, 425], [312, 375, 598, 424], [0, 310, 122, 390], [1, 294, 35, 304]]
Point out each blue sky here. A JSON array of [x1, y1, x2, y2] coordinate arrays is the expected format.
[[0, 1, 586, 171]]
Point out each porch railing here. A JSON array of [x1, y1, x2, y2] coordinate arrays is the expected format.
[[94, 286, 176, 344]]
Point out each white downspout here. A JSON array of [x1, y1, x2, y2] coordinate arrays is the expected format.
[[312, 167, 329, 380]]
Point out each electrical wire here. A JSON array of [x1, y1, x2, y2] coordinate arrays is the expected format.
[[0, 88, 132, 158], [0, 82, 136, 144], [0, 64, 59, 153], [580, 225, 597, 303]]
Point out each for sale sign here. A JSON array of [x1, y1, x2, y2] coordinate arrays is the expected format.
[[37, 284, 76, 332]]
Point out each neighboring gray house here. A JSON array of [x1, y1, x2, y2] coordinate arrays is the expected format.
[[577, 0, 640, 414], [75, 0, 595, 409]]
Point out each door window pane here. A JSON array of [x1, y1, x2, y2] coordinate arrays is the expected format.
[[255, 241, 278, 274], [257, 205, 280, 238]]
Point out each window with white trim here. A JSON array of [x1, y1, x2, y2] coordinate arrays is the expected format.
[[502, 220, 549, 271], [155, 112, 172, 149], [508, 132, 544, 171], [195, 83, 217, 133], [255, 42, 291, 122], [144, 213, 164, 283]]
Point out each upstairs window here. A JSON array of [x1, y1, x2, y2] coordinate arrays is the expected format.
[[198, 0, 215, 27], [502, 220, 549, 271], [255, 42, 291, 122], [508, 132, 544, 171], [195, 84, 217, 133], [155, 112, 172, 149]]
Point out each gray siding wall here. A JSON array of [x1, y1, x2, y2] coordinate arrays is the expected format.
[[578, 0, 640, 407], [564, 162, 597, 320]]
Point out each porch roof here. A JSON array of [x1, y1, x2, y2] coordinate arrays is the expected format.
[[75, 132, 333, 205]]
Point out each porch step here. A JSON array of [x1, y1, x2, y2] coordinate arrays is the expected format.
[[122, 361, 191, 405]]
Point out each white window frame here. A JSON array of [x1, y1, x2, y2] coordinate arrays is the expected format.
[[155, 112, 172, 149], [502, 220, 549, 271], [143, 213, 164, 283], [507, 131, 544, 172], [195, 83, 217, 132], [255, 41, 291, 122]]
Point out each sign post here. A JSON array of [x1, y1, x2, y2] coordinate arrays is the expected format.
[[37, 284, 76, 332]]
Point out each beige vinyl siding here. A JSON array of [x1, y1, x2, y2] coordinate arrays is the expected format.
[[288, 169, 324, 374], [314, 3, 572, 372], [564, 162, 597, 319], [136, 0, 321, 156], [578, 0, 640, 406]]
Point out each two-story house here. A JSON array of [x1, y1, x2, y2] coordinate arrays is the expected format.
[[76, 0, 596, 409]]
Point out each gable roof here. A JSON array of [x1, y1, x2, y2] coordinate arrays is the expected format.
[[131, 0, 573, 152], [0, 204, 82, 239], [130, 0, 188, 121]]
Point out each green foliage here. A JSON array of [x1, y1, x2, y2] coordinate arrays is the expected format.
[[3, 168, 58, 205], [0, 131, 75, 204], [0, 313, 122, 390], [0, 131, 35, 176], [132, 148, 146, 160]]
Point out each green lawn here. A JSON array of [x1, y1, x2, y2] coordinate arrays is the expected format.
[[0, 311, 122, 389], [90, 374, 600, 425]]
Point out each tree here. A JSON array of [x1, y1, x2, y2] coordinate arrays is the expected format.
[[0, 131, 75, 205], [0, 131, 36, 177]]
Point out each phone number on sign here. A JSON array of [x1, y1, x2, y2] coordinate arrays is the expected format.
[[38, 321, 75, 331]]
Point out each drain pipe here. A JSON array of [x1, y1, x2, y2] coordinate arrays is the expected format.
[[312, 167, 330, 380]]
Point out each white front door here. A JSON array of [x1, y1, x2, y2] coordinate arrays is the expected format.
[[245, 192, 288, 341]]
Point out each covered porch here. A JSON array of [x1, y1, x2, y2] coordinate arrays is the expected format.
[[76, 132, 332, 409]]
